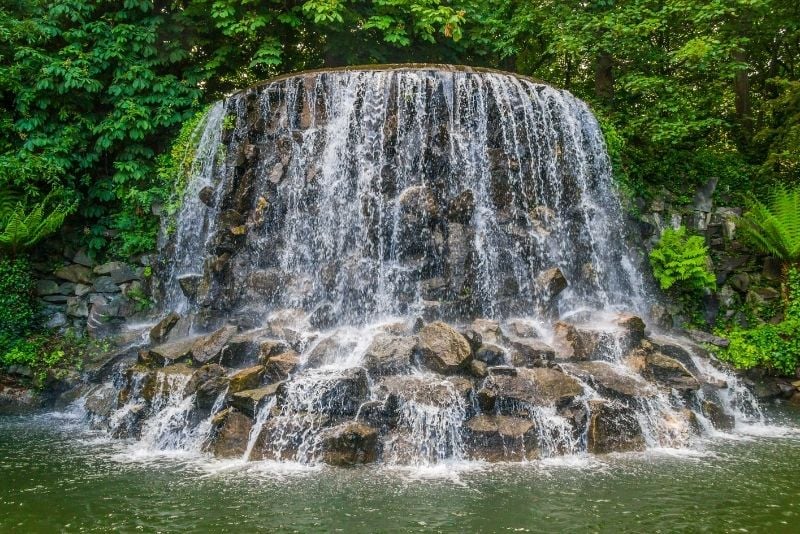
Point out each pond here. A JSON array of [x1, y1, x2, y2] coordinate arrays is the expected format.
[[1, 407, 799, 532]]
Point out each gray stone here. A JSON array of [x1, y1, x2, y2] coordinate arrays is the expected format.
[[508, 339, 555, 368], [66, 297, 89, 318], [276, 368, 369, 416], [475, 343, 507, 365], [178, 274, 203, 299], [191, 325, 238, 364], [149, 312, 181, 344], [36, 280, 60, 296], [478, 368, 583, 415], [702, 400, 734, 430], [58, 282, 76, 295], [45, 312, 68, 329], [72, 250, 95, 267], [54, 264, 93, 284], [562, 361, 652, 400], [230, 383, 282, 417], [93, 276, 121, 293], [687, 329, 730, 348], [139, 337, 197, 366]]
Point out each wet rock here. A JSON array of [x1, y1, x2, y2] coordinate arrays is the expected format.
[[149, 312, 181, 344], [470, 359, 488, 378], [505, 319, 538, 339], [186, 364, 228, 410], [230, 382, 282, 417], [191, 325, 238, 364], [478, 368, 583, 414], [178, 274, 203, 299], [446, 189, 475, 223], [319, 422, 379, 466], [199, 185, 214, 206], [363, 334, 416, 377], [276, 368, 369, 416], [551, 321, 601, 360], [356, 400, 397, 431], [535, 267, 567, 312], [702, 400, 734, 430], [464, 415, 538, 461], [211, 408, 253, 458], [416, 321, 472, 374], [377, 375, 474, 406], [586, 400, 645, 454], [309, 302, 337, 330], [488, 365, 518, 376], [687, 329, 730, 348], [139, 337, 197, 366], [262, 351, 300, 382], [54, 264, 93, 284], [475, 343, 507, 365], [470, 319, 507, 345], [562, 361, 652, 400], [644, 352, 700, 392], [245, 269, 287, 300], [84, 385, 118, 418], [613, 314, 646, 348], [461, 328, 483, 352], [508, 339, 555, 368], [229, 365, 265, 394], [219, 328, 272, 367]]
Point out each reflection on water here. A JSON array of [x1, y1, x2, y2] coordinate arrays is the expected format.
[[1, 408, 799, 532]]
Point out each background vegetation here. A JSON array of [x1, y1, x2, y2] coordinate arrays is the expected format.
[[1, 0, 798, 376]]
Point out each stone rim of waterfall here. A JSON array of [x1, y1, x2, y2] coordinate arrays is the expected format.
[[79, 65, 776, 468]]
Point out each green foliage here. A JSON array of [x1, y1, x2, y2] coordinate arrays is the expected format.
[[0, 191, 75, 257], [0, 257, 37, 348], [738, 184, 800, 265], [716, 267, 800, 376], [649, 226, 716, 292], [0, 331, 96, 387]]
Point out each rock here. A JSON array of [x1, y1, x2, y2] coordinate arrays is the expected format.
[[478, 368, 583, 414], [488, 365, 517, 376], [178, 274, 203, 299], [199, 185, 214, 206], [613, 314, 646, 347], [508, 339, 555, 368], [687, 329, 730, 348], [149, 312, 181, 344], [186, 364, 228, 410], [191, 325, 238, 364], [229, 365, 264, 394], [363, 334, 416, 377], [470, 319, 507, 345], [230, 383, 282, 417], [0, 384, 42, 415], [211, 408, 253, 458], [416, 321, 472, 374], [702, 400, 735, 430], [42, 294, 68, 303], [586, 400, 646, 454], [54, 264, 93, 284], [470, 359, 488, 378], [644, 352, 700, 392], [475, 343, 507, 365], [562, 361, 652, 400], [93, 276, 121, 293], [75, 283, 92, 297], [45, 312, 68, 329], [319, 422, 379, 466], [309, 302, 337, 330], [58, 282, 76, 295], [72, 250, 95, 267], [219, 328, 275, 367], [262, 351, 300, 382], [446, 189, 475, 223], [535, 267, 567, 312], [36, 280, 60, 296], [83, 385, 118, 418], [461, 329, 483, 352], [93, 261, 126, 275], [729, 272, 750, 293], [464, 415, 538, 461], [551, 321, 601, 360], [139, 337, 197, 366], [505, 319, 538, 339], [66, 297, 89, 318], [277, 368, 369, 416], [377, 375, 474, 407]]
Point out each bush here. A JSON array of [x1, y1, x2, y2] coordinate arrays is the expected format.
[[0, 332, 93, 387], [716, 267, 800, 376], [0, 257, 37, 351], [649, 226, 716, 292]]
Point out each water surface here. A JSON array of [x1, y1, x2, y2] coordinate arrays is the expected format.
[[2, 408, 799, 532]]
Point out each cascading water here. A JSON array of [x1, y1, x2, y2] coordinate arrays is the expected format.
[[83, 66, 776, 467]]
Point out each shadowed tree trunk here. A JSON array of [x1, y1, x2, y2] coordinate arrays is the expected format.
[[595, 51, 614, 101]]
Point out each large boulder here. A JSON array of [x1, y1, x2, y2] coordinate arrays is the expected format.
[[276, 368, 369, 417], [362, 334, 416, 376], [219, 328, 274, 367], [319, 422, 379, 466], [478, 368, 583, 415], [149, 312, 181, 344], [586, 400, 646, 454], [464, 415, 538, 461], [562, 361, 652, 400], [551, 321, 602, 360], [305, 334, 357, 368], [470, 319, 507, 345], [416, 321, 472, 374], [186, 364, 228, 410], [702, 399, 735, 430], [191, 325, 239, 364], [138, 337, 197, 367], [377, 375, 474, 407], [210, 408, 253, 458]]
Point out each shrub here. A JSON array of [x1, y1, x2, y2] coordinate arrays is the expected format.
[[0, 332, 94, 387], [649, 226, 716, 292], [0, 257, 38, 352]]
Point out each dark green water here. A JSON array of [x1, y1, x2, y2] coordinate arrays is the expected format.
[[2, 410, 799, 533]]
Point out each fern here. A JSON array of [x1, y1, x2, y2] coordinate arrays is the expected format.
[[649, 226, 716, 292], [0, 192, 75, 257], [738, 184, 800, 266]]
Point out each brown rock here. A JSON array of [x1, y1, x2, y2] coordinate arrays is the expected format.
[[464, 415, 538, 461], [191, 325, 238, 364], [230, 383, 282, 417], [363, 333, 416, 377], [508, 339, 555, 368], [319, 422, 379, 466], [228, 365, 265, 394], [211, 408, 253, 458], [586, 400, 645, 454], [263, 351, 300, 382], [562, 361, 652, 400], [416, 321, 472, 374], [149, 312, 181, 344], [478, 367, 583, 414], [54, 264, 93, 284]]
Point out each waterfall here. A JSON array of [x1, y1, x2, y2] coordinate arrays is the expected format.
[[82, 66, 777, 467]]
